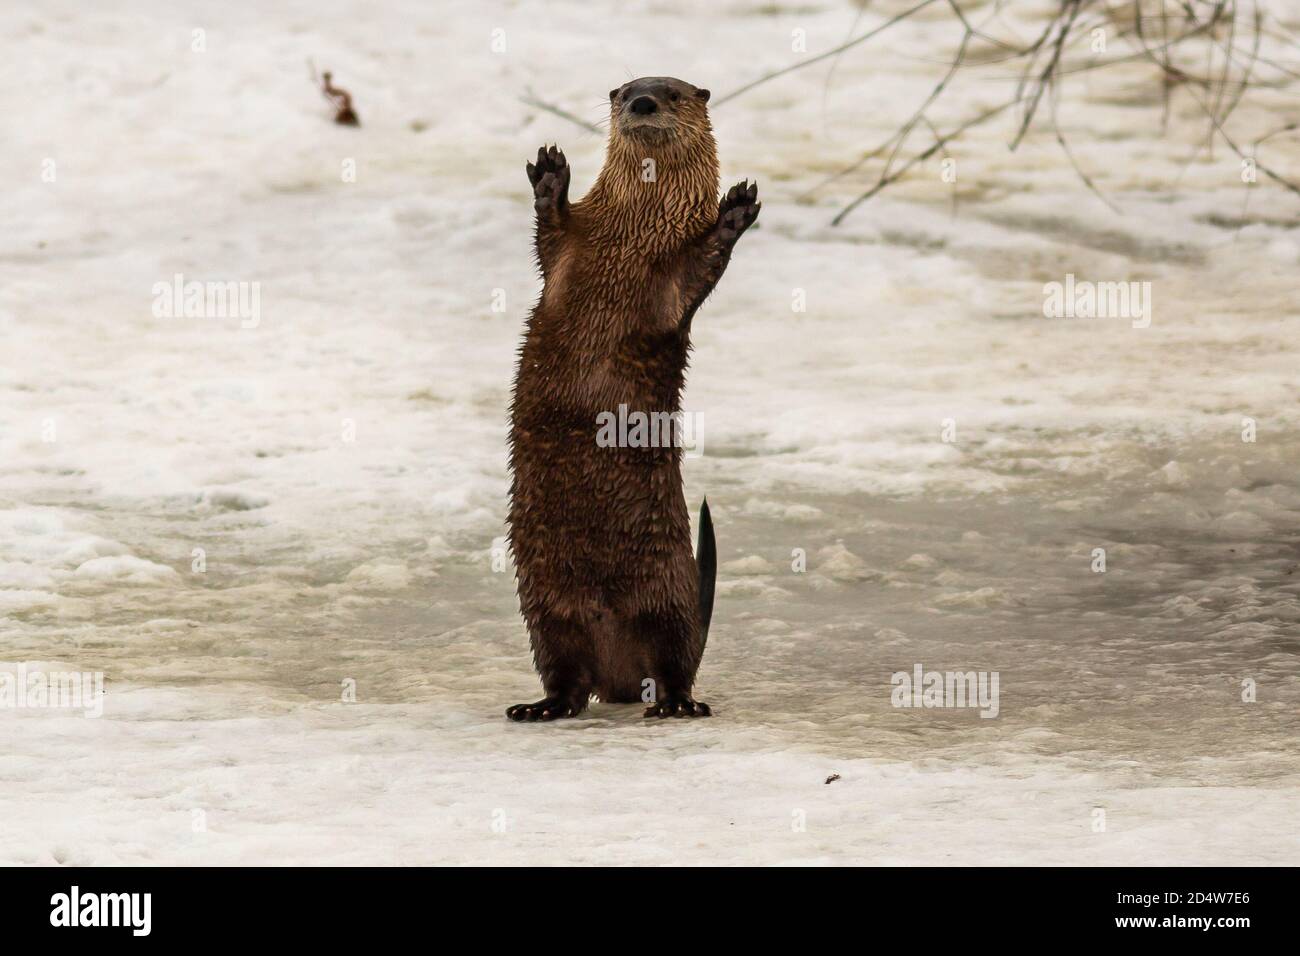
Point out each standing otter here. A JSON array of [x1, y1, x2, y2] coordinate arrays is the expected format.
[[506, 76, 760, 721]]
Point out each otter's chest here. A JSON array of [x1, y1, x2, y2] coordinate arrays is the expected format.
[[549, 225, 703, 330]]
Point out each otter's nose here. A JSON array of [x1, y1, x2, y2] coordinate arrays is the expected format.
[[629, 96, 658, 116]]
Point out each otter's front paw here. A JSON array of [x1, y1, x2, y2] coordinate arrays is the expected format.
[[526, 145, 570, 218], [506, 696, 584, 722], [644, 695, 712, 719], [716, 180, 760, 244]]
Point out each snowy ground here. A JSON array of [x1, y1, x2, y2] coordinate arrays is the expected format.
[[2, 0, 1299, 865]]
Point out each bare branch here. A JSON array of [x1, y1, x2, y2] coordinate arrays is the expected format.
[[714, 0, 944, 107], [831, 101, 1016, 226], [519, 87, 603, 134]]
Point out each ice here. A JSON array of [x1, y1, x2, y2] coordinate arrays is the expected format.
[[1, 0, 1298, 864]]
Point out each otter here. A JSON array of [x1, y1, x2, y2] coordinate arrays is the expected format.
[[506, 76, 760, 721]]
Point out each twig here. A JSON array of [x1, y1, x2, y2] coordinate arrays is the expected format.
[[1048, 80, 1121, 213], [714, 0, 944, 107], [321, 71, 359, 126], [803, 22, 973, 199], [308, 61, 360, 126], [830, 101, 1016, 225], [519, 87, 603, 134], [1184, 82, 1300, 199], [1009, 0, 1082, 151]]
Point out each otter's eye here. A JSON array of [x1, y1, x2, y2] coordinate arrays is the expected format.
[[669, 91, 680, 103]]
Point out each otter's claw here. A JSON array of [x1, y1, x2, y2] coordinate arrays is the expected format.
[[506, 697, 584, 722], [716, 179, 760, 244], [526, 145, 571, 218], [643, 695, 712, 719]]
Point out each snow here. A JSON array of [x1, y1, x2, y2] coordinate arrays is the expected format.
[[1, 0, 1299, 864]]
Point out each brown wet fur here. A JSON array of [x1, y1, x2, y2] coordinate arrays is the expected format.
[[506, 77, 759, 723]]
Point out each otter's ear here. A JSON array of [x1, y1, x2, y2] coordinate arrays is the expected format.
[[695, 88, 711, 103], [609, 88, 619, 102]]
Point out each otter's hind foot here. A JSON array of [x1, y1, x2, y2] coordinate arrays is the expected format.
[[506, 696, 586, 722], [644, 695, 712, 719]]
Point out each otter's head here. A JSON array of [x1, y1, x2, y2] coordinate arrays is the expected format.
[[608, 76, 712, 148], [594, 76, 719, 226]]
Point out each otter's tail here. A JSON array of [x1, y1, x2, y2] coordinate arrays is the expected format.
[[697, 498, 716, 643]]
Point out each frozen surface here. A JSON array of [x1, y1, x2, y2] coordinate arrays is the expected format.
[[1, 0, 1298, 864]]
